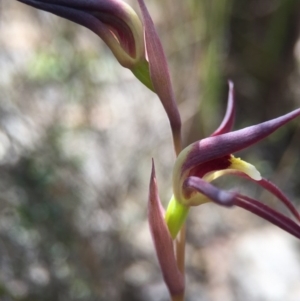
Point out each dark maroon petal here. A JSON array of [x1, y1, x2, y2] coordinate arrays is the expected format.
[[183, 176, 235, 206], [148, 161, 184, 296], [226, 171, 300, 223], [211, 81, 235, 136], [137, 0, 182, 155], [235, 195, 300, 239], [182, 108, 300, 174], [257, 178, 300, 222]]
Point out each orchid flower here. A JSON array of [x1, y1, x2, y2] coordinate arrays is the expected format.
[[164, 81, 300, 239], [17, 0, 182, 154], [148, 82, 300, 297]]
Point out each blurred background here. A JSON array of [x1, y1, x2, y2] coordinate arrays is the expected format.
[[1, 0, 300, 300]]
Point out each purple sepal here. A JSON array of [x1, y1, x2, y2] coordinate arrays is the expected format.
[[183, 108, 300, 175]]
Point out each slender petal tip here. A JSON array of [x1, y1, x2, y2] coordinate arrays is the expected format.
[[235, 195, 300, 240], [211, 80, 236, 136]]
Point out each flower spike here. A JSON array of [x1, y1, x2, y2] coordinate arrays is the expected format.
[[148, 160, 184, 296], [137, 0, 182, 155]]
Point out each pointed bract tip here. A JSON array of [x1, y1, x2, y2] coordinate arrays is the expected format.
[[151, 158, 155, 175]]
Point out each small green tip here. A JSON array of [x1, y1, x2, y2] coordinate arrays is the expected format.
[[131, 59, 154, 92], [165, 195, 189, 239]]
